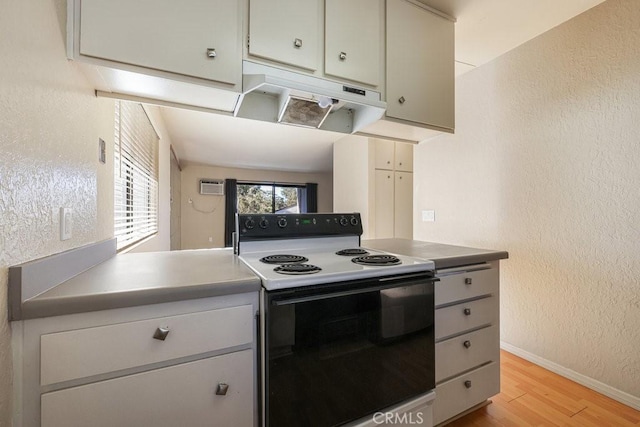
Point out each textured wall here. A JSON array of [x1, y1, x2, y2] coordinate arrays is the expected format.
[[180, 163, 334, 249], [0, 0, 115, 420], [414, 0, 640, 400], [0, 0, 174, 421]]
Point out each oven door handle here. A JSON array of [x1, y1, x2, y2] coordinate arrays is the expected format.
[[271, 277, 438, 306]]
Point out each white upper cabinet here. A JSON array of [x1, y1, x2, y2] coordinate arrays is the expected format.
[[324, 0, 383, 86], [374, 139, 395, 170], [395, 142, 413, 172], [386, 0, 455, 131], [78, 0, 242, 87], [248, 0, 321, 71]]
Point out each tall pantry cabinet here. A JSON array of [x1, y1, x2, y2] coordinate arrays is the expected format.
[[333, 136, 414, 240]]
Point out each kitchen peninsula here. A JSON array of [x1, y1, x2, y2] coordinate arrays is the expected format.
[[9, 238, 507, 426]]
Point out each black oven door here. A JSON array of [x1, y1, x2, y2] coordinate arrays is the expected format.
[[263, 273, 436, 427]]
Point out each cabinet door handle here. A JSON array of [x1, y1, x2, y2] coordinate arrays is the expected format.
[[206, 48, 216, 59], [153, 327, 170, 341], [463, 340, 471, 348], [294, 38, 303, 48], [215, 383, 229, 396], [464, 380, 472, 389], [465, 278, 473, 285], [339, 51, 347, 61], [463, 308, 471, 316], [398, 96, 406, 104]]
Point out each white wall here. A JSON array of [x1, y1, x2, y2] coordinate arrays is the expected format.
[[414, 0, 640, 403], [0, 1, 172, 422], [180, 162, 333, 249], [333, 135, 375, 239]]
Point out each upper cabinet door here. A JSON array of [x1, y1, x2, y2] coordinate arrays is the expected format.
[[386, 0, 454, 131], [79, 0, 242, 86], [249, 0, 321, 71], [395, 142, 413, 172], [374, 139, 395, 170], [325, 0, 382, 86]]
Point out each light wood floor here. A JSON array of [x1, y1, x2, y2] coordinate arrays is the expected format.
[[447, 350, 640, 426]]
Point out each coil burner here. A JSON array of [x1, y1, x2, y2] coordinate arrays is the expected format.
[[260, 254, 308, 264], [335, 248, 370, 256], [273, 264, 322, 275], [351, 255, 402, 266]]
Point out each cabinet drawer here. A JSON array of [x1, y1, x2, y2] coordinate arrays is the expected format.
[[41, 304, 253, 385], [436, 325, 499, 383], [433, 361, 500, 425], [41, 349, 254, 427], [435, 296, 497, 341], [435, 265, 498, 307]]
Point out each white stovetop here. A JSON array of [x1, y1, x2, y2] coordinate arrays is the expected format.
[[238, 236, 435, 291]]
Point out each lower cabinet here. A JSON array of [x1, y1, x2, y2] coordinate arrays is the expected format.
[[434, 362, 500, 425], [12, 293, 259, 427], [42, 350, 254, 427], [433, 262, 501, 425]]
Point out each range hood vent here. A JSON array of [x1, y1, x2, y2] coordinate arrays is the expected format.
[[236, 61, 386, 134]]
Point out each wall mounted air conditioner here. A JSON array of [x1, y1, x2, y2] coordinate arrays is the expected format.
[[200, 179, 224, 196]]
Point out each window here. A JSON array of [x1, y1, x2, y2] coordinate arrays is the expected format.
[[237, 183, 306, 214], [114, 101, 159, 250]]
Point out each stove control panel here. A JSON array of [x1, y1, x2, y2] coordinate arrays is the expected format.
[[236, 213, 362, 239]]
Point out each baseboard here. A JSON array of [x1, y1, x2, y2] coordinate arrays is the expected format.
[[500, 341, 640, 411]]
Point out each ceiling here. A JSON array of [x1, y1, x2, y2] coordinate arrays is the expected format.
[[164, 0, 606, 173]]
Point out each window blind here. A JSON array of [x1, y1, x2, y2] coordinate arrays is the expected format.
[[114, 101, 159, 250]]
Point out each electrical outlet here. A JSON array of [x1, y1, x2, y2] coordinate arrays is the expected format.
[[421, 210, 435, 222], [60, 207, 72, 240]]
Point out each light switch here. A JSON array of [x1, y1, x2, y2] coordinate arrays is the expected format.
[[421, 210, 435, 222], [60, 207, 72, 240]]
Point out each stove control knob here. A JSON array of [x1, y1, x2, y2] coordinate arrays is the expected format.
[[277, 218, 288, 228], [339, 217, 349, 226], [244, 219, 255, 229], [259, 219, 269, 229], [350, 217, 359, 226]]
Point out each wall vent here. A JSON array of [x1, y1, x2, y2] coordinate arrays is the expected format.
[[199, 179, 224, 196]]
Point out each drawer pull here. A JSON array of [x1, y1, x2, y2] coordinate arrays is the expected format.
[[463, 308, 471, 316], [464, 380, 472, 389], [465, 278, 473, 285], [206, 48, 216, 59], [463, 340, 471, 348], [216, 383, 229, 396], [294, 38, 303, 48], [153, 327, 170, 341]]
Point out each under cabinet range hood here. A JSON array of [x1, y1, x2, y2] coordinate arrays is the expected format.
[[236, 61, 386, 134]]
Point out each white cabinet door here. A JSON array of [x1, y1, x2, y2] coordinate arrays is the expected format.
[[249, 0, 321, 71], [394, 171, 413, 239], [386, 0, 454, 130], [374, 139, 395, 170], [395, 142, 414, 172], [325, 0, 382, 86], [40, 304, 254, 385], [434, 362, 500, 425], [41, 350, 254, 427], [79, 0, 242, 85], [374, 169, 395, 238]]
